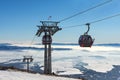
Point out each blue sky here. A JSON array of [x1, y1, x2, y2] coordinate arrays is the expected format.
[[0, 0, 120, 44]]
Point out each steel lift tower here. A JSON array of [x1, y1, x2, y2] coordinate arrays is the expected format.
[[36, 21, 62, 74]]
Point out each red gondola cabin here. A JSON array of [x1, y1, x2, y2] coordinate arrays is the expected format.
[[79, 35, 94, 47]]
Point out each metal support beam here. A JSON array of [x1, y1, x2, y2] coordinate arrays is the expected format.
[[27, 60, 29, 72], [23, 56, 33, 72], [44, 44, 48, 74], [48, 43, 51, 74], [36, 21, 62, 74]]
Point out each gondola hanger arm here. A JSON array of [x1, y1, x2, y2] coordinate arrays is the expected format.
[[84, 23, 90, 35]]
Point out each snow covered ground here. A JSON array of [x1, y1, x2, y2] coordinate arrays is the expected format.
[[0, 43, 120, 80], [0, 70, 80, 80]]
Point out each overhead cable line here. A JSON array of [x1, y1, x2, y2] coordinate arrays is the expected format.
[[59, 0, 112, 22], [63, 13, 120, 29], [90, 13, 120, 24], [25, 34, 36, 54], [29, 35, 36, 46]]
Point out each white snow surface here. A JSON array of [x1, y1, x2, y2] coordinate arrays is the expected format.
[[0, 70, 80, 80]]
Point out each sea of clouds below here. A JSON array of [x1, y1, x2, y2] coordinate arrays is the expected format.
[[0, 43, 120, 80]]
